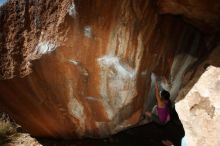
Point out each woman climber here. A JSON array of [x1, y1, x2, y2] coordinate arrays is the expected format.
[[145, 81, 172, 125]]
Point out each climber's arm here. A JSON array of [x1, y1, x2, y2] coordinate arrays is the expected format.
[[155, 81, 163, 106]]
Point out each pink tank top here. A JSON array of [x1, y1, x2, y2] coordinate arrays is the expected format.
[[157, 102, 170, 123]]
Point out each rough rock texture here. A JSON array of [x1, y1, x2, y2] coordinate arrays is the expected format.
[[176, 66, 220, 146], [2, 133, 42, 146], [0, 113, 42, 146], [157, 0, 220, 33], [0, 0, 218, 138]]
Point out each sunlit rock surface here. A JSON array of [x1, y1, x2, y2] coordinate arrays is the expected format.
[[176, 66, 220, 146], [2, 133, 42, 146], [0, 0, 217, 137], [0, 113, 42, 146]]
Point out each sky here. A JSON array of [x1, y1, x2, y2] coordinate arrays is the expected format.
[[0, 0, 7, 6]]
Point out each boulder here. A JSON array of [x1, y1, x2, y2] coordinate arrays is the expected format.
[[176, 66, 220, 146]]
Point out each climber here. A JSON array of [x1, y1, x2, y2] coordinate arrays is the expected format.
[[145, 81, 172, 125]]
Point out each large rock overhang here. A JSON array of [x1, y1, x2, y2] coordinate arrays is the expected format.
[[0, 0, 219, 138]]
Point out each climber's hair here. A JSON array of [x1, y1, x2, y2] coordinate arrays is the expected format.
[[160, 90, 170, 100]]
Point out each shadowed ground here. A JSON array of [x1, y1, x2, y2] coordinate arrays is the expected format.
[[38, 109, 184, 146]]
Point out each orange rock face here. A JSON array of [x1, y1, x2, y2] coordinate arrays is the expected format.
[[0, 0, 216, 138]]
